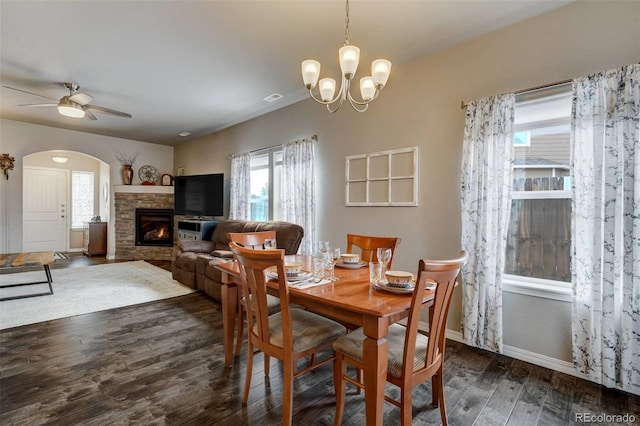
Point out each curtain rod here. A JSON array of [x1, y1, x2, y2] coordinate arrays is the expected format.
[[228, 135, 317, 159], [460, 79, 572, 110]]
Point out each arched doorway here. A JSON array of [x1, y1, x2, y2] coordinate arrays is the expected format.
[[22, 151, 110, 253]]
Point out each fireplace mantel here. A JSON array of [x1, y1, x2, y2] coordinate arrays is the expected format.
[[113, 185, 174, 194]]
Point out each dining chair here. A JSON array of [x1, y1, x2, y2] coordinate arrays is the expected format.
[[332, 251, 468, 426], [228, 231, 277, 250], [228, 231, 281, 363], [229, 242, 347, 426], [345, 233, 401, 268]]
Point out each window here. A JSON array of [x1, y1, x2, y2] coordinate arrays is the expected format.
[[504, 85, 572, 300], [71, 171, 94, 228], [250, 148, 282, 221]]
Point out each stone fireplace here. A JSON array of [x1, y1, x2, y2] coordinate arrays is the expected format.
[[114, 186, 174, 260]]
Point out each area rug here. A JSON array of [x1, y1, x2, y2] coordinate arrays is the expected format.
[[0, 261, 195, 330]]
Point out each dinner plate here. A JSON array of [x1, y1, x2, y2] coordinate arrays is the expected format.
[[268, 271, 313, 282], [335, 261, 367, 269], [373, 280, 415, 294]]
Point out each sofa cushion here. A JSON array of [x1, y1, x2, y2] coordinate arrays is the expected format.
[[175, 251, 198, 272]]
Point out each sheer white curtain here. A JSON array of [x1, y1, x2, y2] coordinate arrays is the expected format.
[[571, 64, 640, 393], [281, 136, 316, 254], [460, 93, 515, 353], [229, 152, 251, 220]]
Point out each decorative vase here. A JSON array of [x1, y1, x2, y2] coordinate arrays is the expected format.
[[122, 165, 134, 185]]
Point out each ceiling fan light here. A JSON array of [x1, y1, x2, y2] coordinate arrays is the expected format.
[[58, 99, 85, 118]]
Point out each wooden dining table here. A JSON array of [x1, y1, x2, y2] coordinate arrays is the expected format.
[[216, 255, 435, 426]]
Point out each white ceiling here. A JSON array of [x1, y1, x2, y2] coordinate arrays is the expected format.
[[0, 0, 572, 146]]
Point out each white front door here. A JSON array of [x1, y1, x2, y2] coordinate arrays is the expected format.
[[23, 167, 68, 252]]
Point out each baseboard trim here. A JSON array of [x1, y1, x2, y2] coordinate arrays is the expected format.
[[445, 329, 640, 396], [445, 329, 587, 380]]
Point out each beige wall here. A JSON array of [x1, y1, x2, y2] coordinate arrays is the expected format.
[[174, 1, 640, 363]]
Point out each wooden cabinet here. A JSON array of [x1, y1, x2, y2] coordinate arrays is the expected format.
[[83, 222, 107, 256]]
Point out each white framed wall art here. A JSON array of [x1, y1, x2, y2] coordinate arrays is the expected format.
[[345, 146, 418, 207]]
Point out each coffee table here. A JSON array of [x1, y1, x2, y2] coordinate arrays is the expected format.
[[0, 252, 54, 301]]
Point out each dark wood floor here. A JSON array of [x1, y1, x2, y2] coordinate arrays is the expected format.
[[1, 254, 638, 425]]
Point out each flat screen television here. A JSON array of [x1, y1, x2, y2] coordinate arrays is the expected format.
[[174, 173, 224, 217]]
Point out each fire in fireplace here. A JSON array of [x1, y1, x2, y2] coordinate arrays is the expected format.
[[135, 208, 174, 247]]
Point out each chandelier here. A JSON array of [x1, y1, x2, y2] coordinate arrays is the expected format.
[[301, 0, 391, 113]]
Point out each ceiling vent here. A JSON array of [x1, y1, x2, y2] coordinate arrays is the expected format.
[[262, 93, 283, 103]]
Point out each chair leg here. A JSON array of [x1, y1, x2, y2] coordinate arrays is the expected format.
[[282, 359, 294, 426], [355, 369, 362, 394], [235, 305, 244, 357], [400, 386, 413, 426], [433, 368, 448, 426], [243, 341, 254, 404], [333, 354, 346, 426], [264, 354, 270, 376]]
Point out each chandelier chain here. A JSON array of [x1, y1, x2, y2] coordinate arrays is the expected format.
[[344, 0, 350, 46]]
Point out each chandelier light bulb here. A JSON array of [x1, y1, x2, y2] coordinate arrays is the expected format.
[[301, 60, 321, 89], [339, 45, 360, 78], [372, 59, 392, 88], [319, 78, 337, 102], [360, 77, 375, 101], [300, 0, 391, 113]]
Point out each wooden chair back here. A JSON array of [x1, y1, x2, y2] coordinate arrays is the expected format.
[[228, 231, 277, 250], [400, 251, 468, 388], [346, 234, 401, 267], [228, 242, 290, 356]]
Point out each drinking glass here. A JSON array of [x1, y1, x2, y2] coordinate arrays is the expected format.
[[313, 257, 325, 281], [264, 238, 277, 249], [317, 241, 329, 258], [377, 248, 392, 274], [326, 247, 341, 281], [369, 262, 383, 285]]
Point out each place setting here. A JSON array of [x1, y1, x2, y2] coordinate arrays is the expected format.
[[368, 247, 429, 294], [267, 260, 330, 289], [335, 253, 367, 269]]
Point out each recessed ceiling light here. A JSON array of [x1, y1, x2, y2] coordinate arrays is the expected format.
[[263, 93, 283, 103], [178, 131, 191, 137]]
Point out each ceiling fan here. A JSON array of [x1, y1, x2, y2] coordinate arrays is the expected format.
[[2, 82, 132, 120]]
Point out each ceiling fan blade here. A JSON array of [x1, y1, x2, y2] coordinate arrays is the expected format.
[[85, 109, 97, 121], [85, 104, 132, 118], [18, 103, 58, 107], [2, 85, 59, 101], [69, 92, 93, 106]]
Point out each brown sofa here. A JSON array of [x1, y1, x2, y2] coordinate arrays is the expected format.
[[171, 220, 304, 302]]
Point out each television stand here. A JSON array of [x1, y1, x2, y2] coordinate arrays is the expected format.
[[177, 219, 218, 241]]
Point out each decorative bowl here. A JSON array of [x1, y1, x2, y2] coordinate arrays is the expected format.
[[340, 253, 360, 264], [284, 262, 302, 276], [385, 271, 414, 288]]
